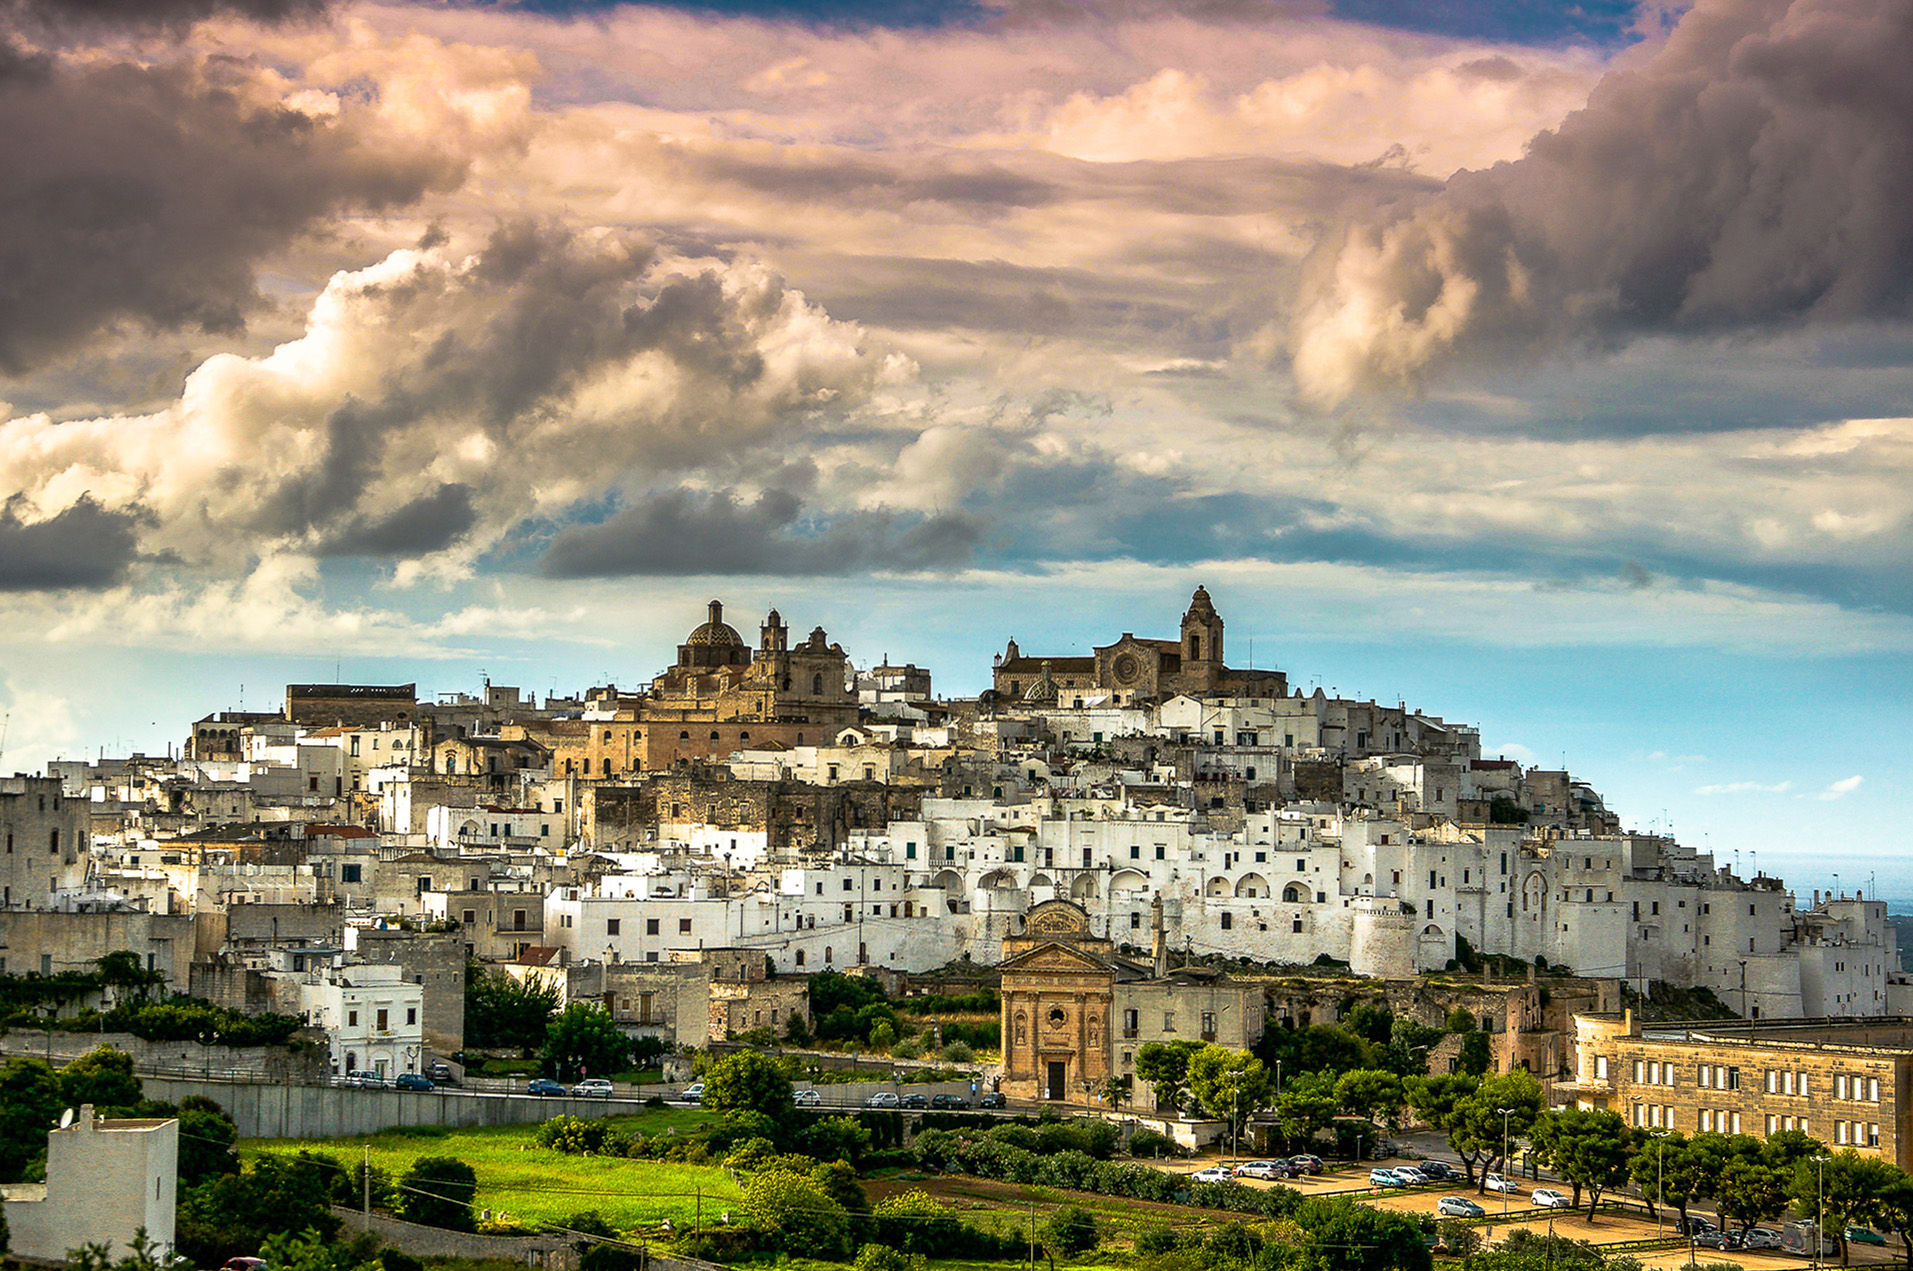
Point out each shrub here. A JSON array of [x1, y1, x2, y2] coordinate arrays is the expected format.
[[1135, 1225, 1180, 1256], [1128, 1128, 1182, 1159], [741, 1168, 850, 1260], [910, 1128, 965, 1172], [1040, 1205, 1099, 1255], [853, 1244, 925, 1271], [396, 1157, 477, 1232], [1436, 1219, 1480, 1256], [940, 1040, 974, 1064], [534, 1116, 627, 1157]]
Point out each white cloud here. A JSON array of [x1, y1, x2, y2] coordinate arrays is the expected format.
[[1816, 775, 1865, 801], [1693, 780, 1792, 796]]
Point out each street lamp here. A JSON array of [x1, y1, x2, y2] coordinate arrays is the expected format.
[[1496, 1106, 1515, 1219], [1812, 1153, 1830, 1271], [1648, 1130, 1670, 1240]]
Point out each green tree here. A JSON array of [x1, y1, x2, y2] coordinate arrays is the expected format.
[[1716, 1157, 1791, 1234], [1874, 1170, 1913, 1266], [59, 1047, 143, 1112], [1450, 1069, 1543, 1193], [1342, 1001, 1394, 1045], [742, 1167, 850, 1259], [1383, 1016, 1446, 1077], [1134, 1039, 1205, 1112], [1528, 1108, 1632, 1219], [396, 1157, 478, 1232], [1040, 1205, 1100, 1256], [797, 1114, 872, 1166], [703, 1050, 794, 1117], [180, 1152, 342, 1247], [1272, 1089, 1339, 1150], [65, 1228, 189, 1271], [254, 1229, 382, 1271], [1791, 1149, 1894, 1267], [176, 1105, 239, 1189], [1629, 1132, 1712, 1233], [1332, 1069, 1405, 1129], [1455, 1031, 1493, 1076], [1292, 1196, 1432, 1271], [1254, 1022, 1374, 1080], [1186, 1045, 1273, 1135], [541, 1003, 629, 1082], [0, 1057, 63, 1183], [464, 963, 558, 1051]]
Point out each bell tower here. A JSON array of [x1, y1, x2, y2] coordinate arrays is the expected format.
[[1179, 585, 1223, 687]]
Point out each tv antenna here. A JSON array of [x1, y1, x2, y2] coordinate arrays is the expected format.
[[58, 1108, 74, 1129]]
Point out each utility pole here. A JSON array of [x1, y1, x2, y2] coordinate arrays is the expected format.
[[1027, 1199, 1036, 1271], [363, 1143, 372, 1231]]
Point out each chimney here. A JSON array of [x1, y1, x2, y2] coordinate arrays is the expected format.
[[1150, 892, 1167, 978]]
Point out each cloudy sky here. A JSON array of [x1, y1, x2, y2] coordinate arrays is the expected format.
[[0, 0, 1906, 886]]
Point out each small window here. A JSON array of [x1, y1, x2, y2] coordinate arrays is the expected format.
[[607, 919, 621, 936]]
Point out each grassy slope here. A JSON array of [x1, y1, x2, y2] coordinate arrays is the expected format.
[[241, 1110, 739, 1229]]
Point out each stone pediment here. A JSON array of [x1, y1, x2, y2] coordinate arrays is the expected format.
[[1000, 941, 1113, 976]]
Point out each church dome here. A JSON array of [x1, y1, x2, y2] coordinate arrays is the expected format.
[[686, 600, 744, 648]]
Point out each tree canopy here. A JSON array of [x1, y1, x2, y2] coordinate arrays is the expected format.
[[703, 1051, 795, 1118], [541, 1003, 629, 1082]]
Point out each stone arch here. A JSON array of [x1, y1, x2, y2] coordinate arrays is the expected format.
[[1205, 876, 1231, 897], [932, 868, 965, 892], [1109, 868, 1149, 894], [1029, 873, 1054, 890], [1281, 881, 1308, 903], [1522, 871, 1548, 914], [1070, 873, 1099, 900], [979, 867, 1019, 890], [1234, 872, 1269, 898]]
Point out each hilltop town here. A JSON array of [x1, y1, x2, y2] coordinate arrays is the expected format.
[[3, 588, 1896, 1092]]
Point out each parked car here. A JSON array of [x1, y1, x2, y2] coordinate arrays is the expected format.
[[794, 1089, 822, 1106], [1846, 1225, 1888, 1247], [1742, 1228, 1782, 1250], [1437, 1196, 1485, 1219], [426, 1063, 460, 1087], [1286, 1155, 1324, 1175], [678, 1082, 705, 1104], [1482, 1173, 1521, 1194], [1693, 1229, 1743, 1251], [1368, 1169, 1406, 1188], [572, 1078, 614, 1098], [394, 1073, 436, 1091], [1192, 1166, 1235, 1185], [527, 1078, 566, 1097], [1531, 1189, 1571, 1209], [349, 1070, 389, 1089], [900, 1093, 928, 1109], [1393, 1166, 1429, 1185], [978, 1092, 1006, 1109], [1416, 1161, 1460, 1181], [1235, 1160, 1287, 1180], [221, 1259, 267, 1271], [866, 1092, 900, 1108], [1679, 1215, 1717, 1235], [930, 1094, 970, 1110]]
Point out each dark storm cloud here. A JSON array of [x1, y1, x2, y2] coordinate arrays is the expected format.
[[539, 487, 981, 577], [0, 49, 467, 376], [1, 0, 327, 35], [1292, 0, 1913, 403], [319, 484, 479, 557], [0, 497, 141, 590]]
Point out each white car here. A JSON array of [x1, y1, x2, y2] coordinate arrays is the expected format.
[[1531, 1188, 1572, 1209], [678, 1082, 705, 1104], [1393, 1166, 1428, 1184], [865, 1091, 900, 1108], [571, 1078, 614, 1098], [794, 1089, 822, 1106], [1483, 1173, 1521, 1194], [1234, 1160, 1286, 1180], [1191, 1166, 1235, 1184]]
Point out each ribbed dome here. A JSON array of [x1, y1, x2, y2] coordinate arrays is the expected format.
[[1024, 661, 1059, 703], [686, 600, 745, 647]]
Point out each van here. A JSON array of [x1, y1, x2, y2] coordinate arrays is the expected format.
[[1779, 1221, 1837, 1260]]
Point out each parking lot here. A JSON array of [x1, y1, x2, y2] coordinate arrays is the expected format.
[[1163, 1153, 1905, 1268]]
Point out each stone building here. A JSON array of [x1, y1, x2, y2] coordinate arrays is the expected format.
[[587, 768, 924, 860], [285, 683, 419, 730], [997, 898, 1262, 1106], [0, 774, 90, 909], [1564, 1012, 1913, 1169], [992, 587, 1287, 705], [347, 927, 467, 1054], [2, 1106, 178, 1262]]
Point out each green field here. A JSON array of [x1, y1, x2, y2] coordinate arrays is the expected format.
[[242, 1110, 739, 1231]]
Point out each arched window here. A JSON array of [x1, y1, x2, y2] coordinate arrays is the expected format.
[[812, 673, 824, 695], [679, 731, 690, 740], [710, 730, 721, 740], [824, 946, 833, 963]]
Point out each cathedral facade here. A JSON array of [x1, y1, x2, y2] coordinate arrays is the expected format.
[[991, 586, 1287, 705]]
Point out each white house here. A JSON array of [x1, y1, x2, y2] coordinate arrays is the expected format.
[[2, 1106, 177, 1262]]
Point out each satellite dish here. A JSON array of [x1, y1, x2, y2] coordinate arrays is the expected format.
[[58, 1108, 74, 1129]]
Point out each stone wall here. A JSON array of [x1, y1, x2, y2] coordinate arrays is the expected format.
[[0, 1031, 328, 1082]]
